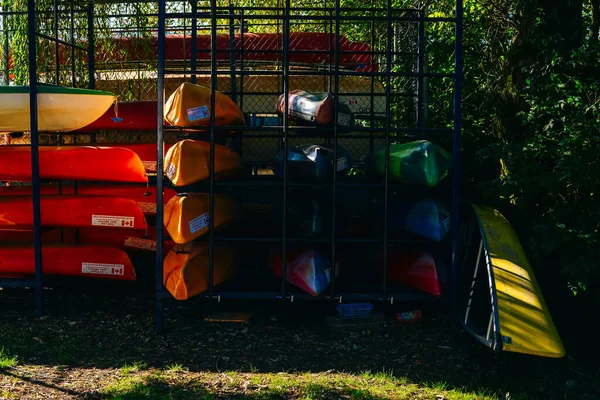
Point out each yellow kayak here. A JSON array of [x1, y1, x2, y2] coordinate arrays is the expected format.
[[0, 85, 115, 133], [164, 82, 246, 128], [460, 203, 565, 358], [163, 242, 238, 300], [163, 193, 239, 244], [164, 139, 244, 186]]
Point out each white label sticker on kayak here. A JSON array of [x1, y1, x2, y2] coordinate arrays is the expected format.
[[336, 156, 348, 171], [81, 262, 124, 276], [138, 202, 156, 214], [187, 105, 210, 121], [124, 237, 156, 251], [142, 161, 157, 171], [165, 162, 176, 180], [92, 215, 135, 228], [189, 212, 210, 234]]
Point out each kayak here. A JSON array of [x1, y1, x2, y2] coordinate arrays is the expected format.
[[78, 101, 157, 132], [103, 143, 173, 173], [0, 85, 115, 133], [0, 226, 175, 254], [0, 184, 177, 216], [373, 249, 441, 297], [0, 244, 136, 280], [277, 90, 354, 127], [388, 197, 451, 242], [163, 242, 238, 300], [272, 144, 352, 179], [164, 193, 239, 244], [0, 146, 148, 183], [164, 139, 244, 186], [164, 82, 246, 128], [366, 140, 452, 187], [458, 203, 565, 358], [0, 195, 147, 230], [269, 248, 338, 296]]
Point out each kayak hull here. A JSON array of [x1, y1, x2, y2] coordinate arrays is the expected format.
[[0, 195, 147, 230], [164, 243, 238, 300], [164, 139, 244, 186], [374, 249, 441, 297], [0, 244, 136, 280], [0, 146, 148, 183], [164, 193, 239, 244], [0, 86, 114, 133], [78, 101, 157, 132], [0, 184, 176, 216]]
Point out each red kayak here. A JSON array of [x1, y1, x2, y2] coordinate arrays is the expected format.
[[0, 184, 177, 216], [0, 146, 148, 183], [100, 143, 173, 173], [78, 101, 157, 132], [0, 226, 175, 254], [0, 244, 136, 280], [0, 195, 147, 230], [374, 250, 441, 297]]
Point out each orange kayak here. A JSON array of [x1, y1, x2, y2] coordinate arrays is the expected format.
[[96, 143, 173, 173], [0, 184, 176, 216], [0, 226, 175, 254], [0, 146, 147, 183], [164, 193, 239, 244], [0, 195, 147, 230], [164, 82, 246, 128], [164, 139, 244, 186], [0, 244, 136, 280], [164, 242, 238, 300]]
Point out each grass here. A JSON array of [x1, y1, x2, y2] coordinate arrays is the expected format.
[[119, 361, 148, 377], [0, 347, 17, 369]]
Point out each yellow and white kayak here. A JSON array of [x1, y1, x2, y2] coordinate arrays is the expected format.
[[458, 203, 565, 358], [0, 85, 115, 133]]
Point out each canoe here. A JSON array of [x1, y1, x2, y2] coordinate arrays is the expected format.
[[0, 146, 148, 183], [269, 248, 338, 296], [0, 195, 147, 230], [388, 197, 451, 242], [0, 226, 175, 254], [272, 144, 352, 179], [164, 139, 244, 186], [366, 140, 452, 187], [373, 249, 441, 297], [0, 184, 177, 216], [0, 244, 136, 280], [277, 90, 354, 127], [0, 85, 115, 133], [77, 101, 157, 132], [458, 203, 565, 358], [164, 193, 239, 244], [163, 242, 238, 300], [98, 143, 173, 173], [164, 82, 246, 128]]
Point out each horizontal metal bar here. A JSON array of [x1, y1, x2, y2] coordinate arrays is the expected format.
[[204, 235, 436, 245], [165, 125, 452, 135], [36, 33, 88, 52], [165, 69, 454, 79]]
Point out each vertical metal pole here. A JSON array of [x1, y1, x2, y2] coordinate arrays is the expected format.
[[156, 0, 166, 334], [281, 1, 290, 298], [1, 2, 9, 85], [330, 0, 340, 298], [190, 1, 197, 84], [382, 0, 392, 299], [369, 8, 375, 153], [417, 6, 425, 131], [53, 0, 59, 84], [87, 3, 95, 89], [28, 0, 43, 317], [229, 4, 236, 104], [451, 0, 463, 315], [208, 0, 217, 294], [238, 10, 244, 113], [70, 1, 75, 86]]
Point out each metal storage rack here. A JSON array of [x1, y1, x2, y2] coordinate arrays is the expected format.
[[0, 0, 95, 315], [155, 0, 463, 332]]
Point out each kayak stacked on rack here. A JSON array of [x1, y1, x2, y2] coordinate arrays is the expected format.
[[0, 86, 153, 281], [161, 83, 244, 300]]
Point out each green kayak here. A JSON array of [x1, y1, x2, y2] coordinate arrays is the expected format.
[[366, 140, 451, 187]]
